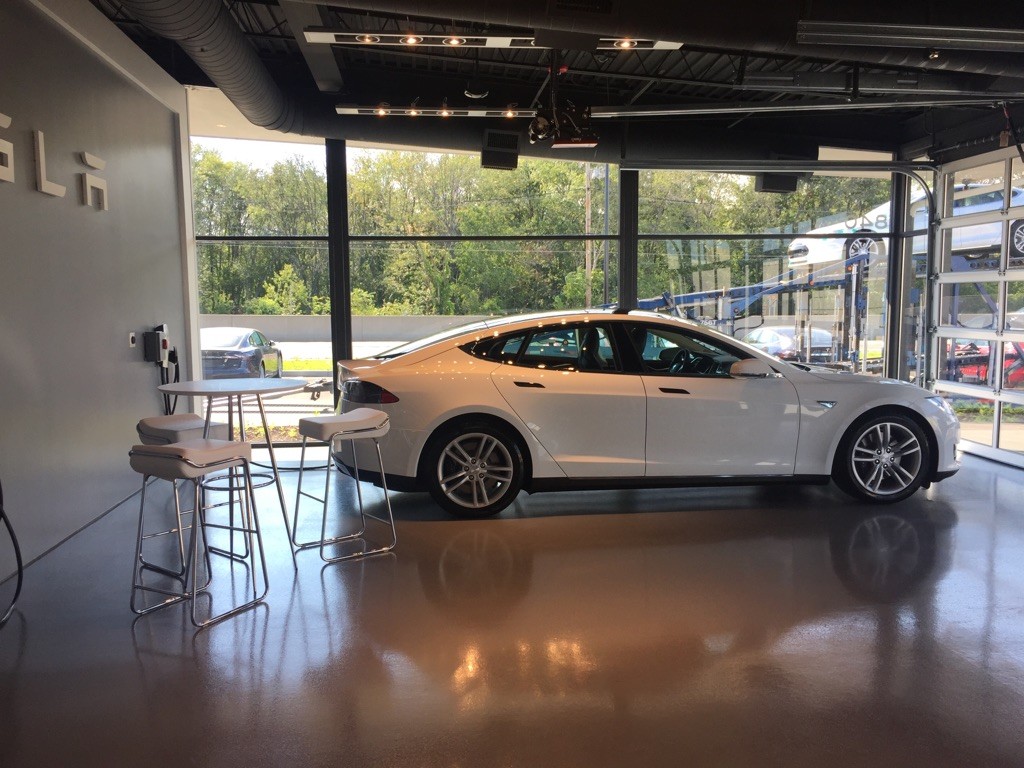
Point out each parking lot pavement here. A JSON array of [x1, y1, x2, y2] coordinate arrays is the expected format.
[[198, 341, 401, 427]]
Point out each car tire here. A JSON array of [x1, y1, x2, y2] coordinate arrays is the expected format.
[[273, 353, 283, 378], [832, 412, 930, 503], [423, 420, 525, 518], [845, 233, 884, 263], [1010, 220, 1024, 259]]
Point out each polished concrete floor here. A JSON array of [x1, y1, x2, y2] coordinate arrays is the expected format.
[[1, 452, 1023, 767]]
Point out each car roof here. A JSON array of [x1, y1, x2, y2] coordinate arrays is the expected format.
[[371, 309, 744, 362]]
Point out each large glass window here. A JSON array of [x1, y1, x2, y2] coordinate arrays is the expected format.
[[192, 138, 330, 442], [637, 170, 893, 374]]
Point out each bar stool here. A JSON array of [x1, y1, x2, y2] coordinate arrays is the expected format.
[[293, 408, 396, 563], [134, 414, 231, 576], [129, 438, 268, 628]]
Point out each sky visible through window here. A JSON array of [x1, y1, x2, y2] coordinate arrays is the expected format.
[[192, 136, 327, 172]]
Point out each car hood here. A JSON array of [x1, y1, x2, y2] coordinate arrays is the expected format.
[[803, 366, 917, 389]]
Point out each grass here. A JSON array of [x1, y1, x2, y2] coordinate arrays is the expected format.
[[283, 358, 331, 371]]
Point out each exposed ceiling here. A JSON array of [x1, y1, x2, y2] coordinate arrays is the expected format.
[[89, 0, 1024, 165]]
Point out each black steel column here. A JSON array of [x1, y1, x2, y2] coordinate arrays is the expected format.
[[326, 139, 351, 405], [619, 169, 639, 310], [886, 173, 909, 379]]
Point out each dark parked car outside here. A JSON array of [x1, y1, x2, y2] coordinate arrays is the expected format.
[[741, 326, 834, 364], [200, 326, 283, 379]]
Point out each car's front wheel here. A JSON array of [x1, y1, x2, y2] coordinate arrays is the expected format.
[[423, 421, 525, 518], [833, 413, 930, 503]]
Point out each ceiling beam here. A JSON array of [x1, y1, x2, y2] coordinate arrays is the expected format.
[[278, 0, 344, 92]]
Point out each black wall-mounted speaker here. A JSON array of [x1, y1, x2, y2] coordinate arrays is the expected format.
[[481, 129, 520, 170]]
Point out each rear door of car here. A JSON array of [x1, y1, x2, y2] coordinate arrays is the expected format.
[[626, 322, 801, 477], [489, 323, 646, 477]]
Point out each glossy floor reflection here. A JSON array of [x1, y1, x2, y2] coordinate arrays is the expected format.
[[1, 453, 1023, 767]]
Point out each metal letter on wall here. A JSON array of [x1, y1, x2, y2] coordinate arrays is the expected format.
[[79, 151, 108, 211], [0, 112, 13, 183], [33, 130, 66, 198]]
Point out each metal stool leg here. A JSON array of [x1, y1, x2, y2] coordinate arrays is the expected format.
[[319, 436, 396, 564], [189, 460, 268, 629], [130, 475, 189, 615]]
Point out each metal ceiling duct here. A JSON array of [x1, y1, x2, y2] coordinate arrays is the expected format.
[[117, 0, 303, 133], [298, 0, 1024, 81]]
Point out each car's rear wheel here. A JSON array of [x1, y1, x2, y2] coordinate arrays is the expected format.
[[424, 421, 525, 518], [845, 234, 884, 263], [1010, 220, 1024, 258], [833, 413, 930, 503]]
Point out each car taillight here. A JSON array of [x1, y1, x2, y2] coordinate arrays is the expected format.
[[342, 380, 399, 404]]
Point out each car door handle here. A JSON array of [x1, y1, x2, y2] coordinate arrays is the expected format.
[[514, 381, 545, 388], [659, 387, 690, 394]]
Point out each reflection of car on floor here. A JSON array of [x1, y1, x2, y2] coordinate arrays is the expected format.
[[741, 325, 834, 363], [787, 185, 1024, 269], [340, 499, 951, 720], [334, 309, 960, 517], [200, 326, 283, 379]]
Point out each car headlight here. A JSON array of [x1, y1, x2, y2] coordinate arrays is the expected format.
[[926, 395, 955, 417]]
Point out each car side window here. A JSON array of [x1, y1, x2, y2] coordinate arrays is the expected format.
[[629, 324, 741, 377], [461, 324, 620, 371], [517, 324, 619, 371]]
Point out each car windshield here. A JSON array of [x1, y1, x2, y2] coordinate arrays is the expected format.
[[201, 328, 248, 348]]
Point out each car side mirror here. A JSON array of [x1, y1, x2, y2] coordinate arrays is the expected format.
[[730, 358, 776, 378]]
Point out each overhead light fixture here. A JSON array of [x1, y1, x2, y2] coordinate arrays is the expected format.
[[504, 104, 518, 118], [406, 98, 421, 116], [439, 99, 452, 117], [551, 133, 599, 149], [374, 102, 390, 117], [304, 28, 683, 50], [796, 21, 1024, 53]]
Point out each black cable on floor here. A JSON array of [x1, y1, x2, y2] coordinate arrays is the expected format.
[[0, 477, 24, 629]]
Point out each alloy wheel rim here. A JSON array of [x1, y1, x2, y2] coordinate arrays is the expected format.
[[438, 433, 515, 509], [850, 421, 923, 495], [848, 237, 879, 259]]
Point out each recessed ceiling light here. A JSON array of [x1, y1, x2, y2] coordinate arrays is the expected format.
[[613, 38, 636, 49], [443, 36, 466, 46], [401, 34, 423, 45], [375, 102, 390, 116], [354, 34, 379, 44], [504, 105, 518, 118]]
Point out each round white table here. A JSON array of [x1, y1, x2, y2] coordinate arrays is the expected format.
[[159, 377, 308, 565]]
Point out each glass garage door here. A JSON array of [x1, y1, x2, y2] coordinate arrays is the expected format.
[[931, 151, 1024, 466]]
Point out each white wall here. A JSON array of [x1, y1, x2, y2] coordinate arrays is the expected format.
[[0, 0, 192, 577]]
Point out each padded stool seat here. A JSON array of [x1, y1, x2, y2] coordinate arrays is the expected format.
[[293, 408, 396, 562], [137, 413, 229, 444], [129, 438, 268, 628]]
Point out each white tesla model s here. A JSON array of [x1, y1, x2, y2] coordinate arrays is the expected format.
[[334, 310, 959, 517]]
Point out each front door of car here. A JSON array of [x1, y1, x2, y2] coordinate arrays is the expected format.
[[627, 323, 801, 477], [490, 323, 646, 477]]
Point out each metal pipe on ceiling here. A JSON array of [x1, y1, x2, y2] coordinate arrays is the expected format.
[[116, 0, 303, 133]]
